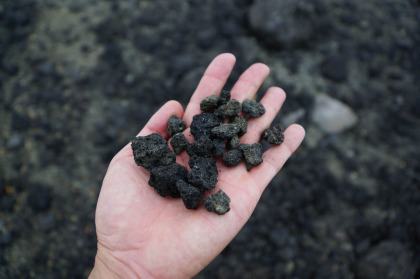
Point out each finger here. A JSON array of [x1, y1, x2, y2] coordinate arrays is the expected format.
[[249, 124, 305, 192], [230, 63, 270, 102], [240, 87, 286, 144], [115, 100, 184, 160], [184, 53, 236, 126]]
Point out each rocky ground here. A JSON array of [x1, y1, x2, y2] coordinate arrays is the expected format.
[[1, 0, 419, 278]]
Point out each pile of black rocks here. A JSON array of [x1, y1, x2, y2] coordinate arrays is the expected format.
[[131, 91, 284, 215]]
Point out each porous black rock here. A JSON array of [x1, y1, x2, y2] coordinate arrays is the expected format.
[[187, 136, 213, 158], [131, 133, 176, 170], [200, 95, 219, 112], [218, 90, 231, 106], [228, 135, 240, 149], [212, 139, 225, 158], [167, 115, 186, 136], [148, 163, 188, 198], [188, 156, 218, 190], [262, 125, 284, 145], [170, 133, 189, 154], [214, 99, 241, 118], [242, 99, 266, 117], [190, 113, 222, 140], [222, 149, 243, 167], [176, 180, 204, 210], [204, 189, 231, 215], [239, 143, 263, 166], [231, 115, 248, 136], [211, 124, 241, 139]]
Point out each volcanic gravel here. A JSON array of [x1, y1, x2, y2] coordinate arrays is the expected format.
[[1, 0, 419, 278]]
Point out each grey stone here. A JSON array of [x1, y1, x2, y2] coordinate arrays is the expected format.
[[312, 94, 357, 133]]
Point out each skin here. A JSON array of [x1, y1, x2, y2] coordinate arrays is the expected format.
[[89, 53, 305, 279]]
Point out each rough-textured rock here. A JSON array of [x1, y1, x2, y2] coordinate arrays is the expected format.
[[239, 143, 263, 166], [188, 156, 218, 190], [222, 149, 243, 167], [262, 125, 284, 145], [249, 0, 319, 47], [242, 99, 265, 117], [148, 163, 188, 198], [212, 139, 225, 158], [167, 115, 186, 136], [228, 135, 240, 149], [218, 90, 231, 106], [231, 115, 248, 136], [190, 113, 222, 140], [176, 180, 203, 210], [187, 136, 213, 158], [211, 124, 241, 139], [312, 94, 357, 133], [214, 99, 241, 118], [204, 190, 231, 215], [200, 95, 219, 112], [170, 133, 189, 154], [131, 133, 176, 170], [356, 241, 414, 279]]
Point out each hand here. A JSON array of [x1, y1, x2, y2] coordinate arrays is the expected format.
[[89, 53, 305, 279]]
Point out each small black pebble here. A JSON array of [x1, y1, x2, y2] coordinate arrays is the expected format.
[[211, 124, 241, 139], [214, 99, 241, 118], [167, 115, 186, 136], [212, 139, 225, 158], [131, 133, 176, 170], [148, 163, 188, 198], [187, 137, 213, 158], [239, 143, 263, 166], [228, 135, 240, 149], [200, 95, 219, 112], [262, 125, 284, 145], [231, 115, 248, 136], [242, 99, 265, 117], [176, 180, 204, 210], [204, 189, 231, 215], [188, 156, 218, 190], [170, 133, 189, 154], [222, 149, 243, 167], [190, 113, 222, 140], [218, 90, 231, 106]]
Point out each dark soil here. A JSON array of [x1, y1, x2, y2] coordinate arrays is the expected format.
[[1, 0, 419, 278]]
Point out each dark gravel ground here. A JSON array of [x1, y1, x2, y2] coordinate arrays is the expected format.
[[1, 0, 419, 278]]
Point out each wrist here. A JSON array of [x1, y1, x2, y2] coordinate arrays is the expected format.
[[89, 244, 139, 279]]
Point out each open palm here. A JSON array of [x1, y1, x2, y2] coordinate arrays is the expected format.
[[90, 54, 305, 279]]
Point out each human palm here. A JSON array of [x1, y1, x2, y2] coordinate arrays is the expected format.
[[90, 54, 305, 279]]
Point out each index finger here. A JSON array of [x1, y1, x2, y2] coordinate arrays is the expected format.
[[183, 53, 236, 126]]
